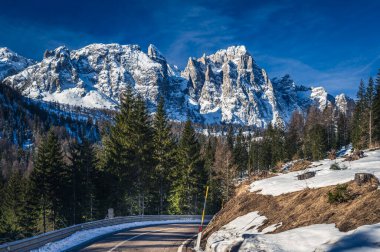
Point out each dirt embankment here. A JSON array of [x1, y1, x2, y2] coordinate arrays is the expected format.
[[203, 176, 380, 244]]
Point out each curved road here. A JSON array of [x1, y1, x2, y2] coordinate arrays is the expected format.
[[79, 223, 199, 252]]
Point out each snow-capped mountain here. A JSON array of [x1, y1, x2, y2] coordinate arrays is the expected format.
[[181, 46, 354, 126], [0, 47, 35, 81], [2, 44, 354, 127]]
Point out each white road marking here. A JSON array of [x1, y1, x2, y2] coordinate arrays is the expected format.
[[107, 226, 174, 252]]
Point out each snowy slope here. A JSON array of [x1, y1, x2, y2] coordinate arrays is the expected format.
[[207, 212, 380, 252], [207, 149, 380, 252], [2, 44, 354, 127], [250, 149, 380, 196], [0, 47, 35, 81]]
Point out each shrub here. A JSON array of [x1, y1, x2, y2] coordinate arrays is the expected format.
[[327, 184, 351, 203]]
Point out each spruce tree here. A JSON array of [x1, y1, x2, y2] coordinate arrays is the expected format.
[[99, 87, 154, 215], [30, 130, 67, 232], [373, 70, 380, 143], [305, 124, 328, 160], [131, 95, 154, 215], [99, 86, 138, 215], [213, 139, 237, 205], [233, 129, 249, 178], [0, 171, 26, 242], [69, 139, 96, 224], [285, 111, 304, 160], [352, 79, 368, 149], [203, 138, 220, 214], [168, 119, 204, 214], [152, 97, 176, 214], [337, 112, 350, 148], [366, 77, 375, 147]]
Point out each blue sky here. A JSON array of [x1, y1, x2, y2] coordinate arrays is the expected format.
[[0, 0, 379, 96]]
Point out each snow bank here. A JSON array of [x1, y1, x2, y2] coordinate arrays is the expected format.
[[206, 212, 272, 252], [250, 149, 380, 196], [32, 219, 200, 252], [207, 214, 380, 252], [237, 223, 380, 252]]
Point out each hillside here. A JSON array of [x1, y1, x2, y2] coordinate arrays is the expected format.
[[203, 148, 380, 251]]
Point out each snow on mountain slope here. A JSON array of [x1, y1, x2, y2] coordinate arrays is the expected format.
[[250, 149, 380, 196], [4, 44, 170, 109], [2, 44, 354, 127], [0, 47, 35, 81], [181, 47, 354, 127]]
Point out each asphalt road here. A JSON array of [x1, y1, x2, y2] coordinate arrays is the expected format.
[[78, 223, 199, 252]]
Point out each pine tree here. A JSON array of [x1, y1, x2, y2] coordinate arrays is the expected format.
[[226, 125, 234, 151], [233, 129, 248, 178], [337, 112, 350, 148], [213, 139, 237, 205], [373, 70, 380, 144], [30, 130, 67, 232], [285, 111, 304, 160], [352, 79, 368, 149], [322, 105, 337, 150], [99, 88, 154, 215], [152, 97, 176, 214], [99, 86, 138, 215], [203, 138, 220, 214], [19, 179, 39, 238], [168, 119, 204, 214], [131, 95, 154, 215], [69, 139, 96, 224], [305, 124, 328, 160], [0, 171, 26, 242], [366, 77, 375, 147]]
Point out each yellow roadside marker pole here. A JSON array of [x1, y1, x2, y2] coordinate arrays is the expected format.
[[199, 185, 209, 232], [196, 186, 209, 250]]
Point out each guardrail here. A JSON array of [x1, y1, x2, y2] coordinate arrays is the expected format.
[[0, 215, 212, 252]]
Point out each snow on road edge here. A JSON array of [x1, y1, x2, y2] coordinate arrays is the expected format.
[[32, 219, 201, 252]]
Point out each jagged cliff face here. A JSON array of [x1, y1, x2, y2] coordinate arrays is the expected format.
[[182, 46, 280, 127], [0, 48, 35, 81], [4, 44, 175, 109], [181, 46, 354, 127], [2, 44, 354, 127]]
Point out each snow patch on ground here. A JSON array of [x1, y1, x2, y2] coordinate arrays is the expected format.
[[250, 149, 380, 196], [207, 214, 380, 252], [206, 212, 272, 252], [32, 219, 200, 252]]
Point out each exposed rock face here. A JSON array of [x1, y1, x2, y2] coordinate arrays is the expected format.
[[0, 47, 35, 81], [2, 44, 354, 127], [4, 44, 175, 109]]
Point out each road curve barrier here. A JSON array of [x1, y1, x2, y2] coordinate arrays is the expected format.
[[0, 215, 212, 252]]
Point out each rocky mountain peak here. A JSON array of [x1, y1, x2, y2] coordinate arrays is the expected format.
[[1, 43, 354, 127], [147, 44, 166, 62], [0, 47, 35, 81]]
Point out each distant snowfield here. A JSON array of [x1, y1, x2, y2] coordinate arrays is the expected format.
[[250, 149, 380, 196], [32, 219, 200, 252], [206, 149, 380, 252]]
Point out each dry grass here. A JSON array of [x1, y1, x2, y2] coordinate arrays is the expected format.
[[203, 176, 380, 245], [289, 160, 312, 172]]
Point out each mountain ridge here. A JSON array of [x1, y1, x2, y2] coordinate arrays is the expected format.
[[0, 43, 354, 127]]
